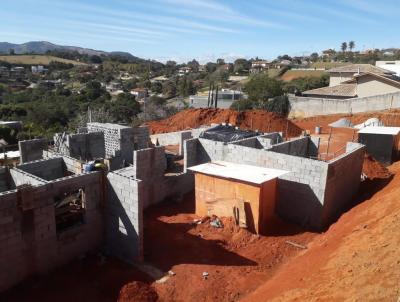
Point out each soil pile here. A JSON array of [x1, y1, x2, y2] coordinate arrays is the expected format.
[[362, 154, 392, 180], [147, 108, 302, 137], [118, 282, 158, 302], [242, 161, 400, 302]]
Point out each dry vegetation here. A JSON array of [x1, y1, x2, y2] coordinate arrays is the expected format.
[[280, 69, 328, 81], [0, 55, 86, 66]]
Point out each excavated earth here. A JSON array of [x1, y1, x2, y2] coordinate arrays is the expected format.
[[147, 108, 303, 137]]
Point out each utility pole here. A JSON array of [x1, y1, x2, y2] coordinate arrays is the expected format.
[[207, 83, 212, 108], [215, 85, 219, 109]]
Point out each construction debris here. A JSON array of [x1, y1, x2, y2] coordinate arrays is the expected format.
[[210, 216, 223, 228], [354, 117, 384, 129], [328, 118, 354, 128], [285, 240, 307, 249]]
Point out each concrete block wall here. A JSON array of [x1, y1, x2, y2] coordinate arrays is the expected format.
[[0, 189, 25, 292], [54, 132, 105, 161], [184, 138, 198, 173], [133, 147, 166, 181], [358, 133, 394, 165], [87, 123, 136, 163], [106, 170, 143, 263], [322, 143, 365, 228], [0, 171, 104, 292], [133, 147, 166, 208], [19, 138, 47, 164], [0, 167, 11, 192], [230, 136, 263, 149], [289, 91, 400, 118], [132, 126, 149, 150], [267, 137, 311, 157], [150, 127, 210, 156], [43, 151, 84, 174], [17, 158, 64, 181], [10, 168, 48, 187], [185, 137, 364, 229], [150, 127, 209, 147]]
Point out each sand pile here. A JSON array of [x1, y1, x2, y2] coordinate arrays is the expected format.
[[146, 108, 302, 137], [362, 154, 392, 180]]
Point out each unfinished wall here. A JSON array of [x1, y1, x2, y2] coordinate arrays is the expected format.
[[0, 167, 10, 192], [267, 136, 320, 158], [43, 151, 84, 175], [358, 133, 395, 165], [17, 158, 64, 181], [322, 143, 366, 227], [132, 126, 150, 150], [10, 168, 48, 187], [0, 172, 104, 292], [184, 138, 364, 229], [87, 123, 135, 162], [133, 146, 193, 208], [54, 132, 105, 160], [19, 138, 47, 163], [150, 127, 209, 156], [106, 169, 143, 263]]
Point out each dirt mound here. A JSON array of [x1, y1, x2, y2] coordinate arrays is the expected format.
[[146, 108, 302, 137], [362, 154, 392, 180], [241, 161, 400, 302], [118, 281, 158, 302]]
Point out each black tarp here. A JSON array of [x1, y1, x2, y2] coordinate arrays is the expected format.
[[199, 125, 259, 142]]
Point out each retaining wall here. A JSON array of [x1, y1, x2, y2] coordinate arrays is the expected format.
[[289, 91, 400, 118]]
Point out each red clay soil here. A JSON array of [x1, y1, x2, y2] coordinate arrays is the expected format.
[[0, 255, 152, 302], [362, 154, 392, 180], [144, 194, 317, 302], [118, 281, 158, 302], [146, 108, 302, 137], [241, 162, 400, 302], [292, 109, 400, 133]]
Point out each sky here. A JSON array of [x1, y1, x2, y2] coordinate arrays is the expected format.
[[1, 0, 399, 63]]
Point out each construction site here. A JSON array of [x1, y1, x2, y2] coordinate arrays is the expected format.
[[0, 108, 399, 302]]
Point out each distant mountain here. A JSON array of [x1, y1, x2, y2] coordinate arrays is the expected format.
[[0, 41, 144, 62]]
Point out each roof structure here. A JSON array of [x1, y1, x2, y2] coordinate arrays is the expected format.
[[302, 83, 357, 97], [342, 72, 400, 88], [188, 161, 288, 185], [358, 126, 400, 135], [328, 64, 395, 75]]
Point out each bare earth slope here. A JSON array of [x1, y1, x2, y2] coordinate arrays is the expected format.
[[147, 108, 302, 137], [241, 162, 400, 302]]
